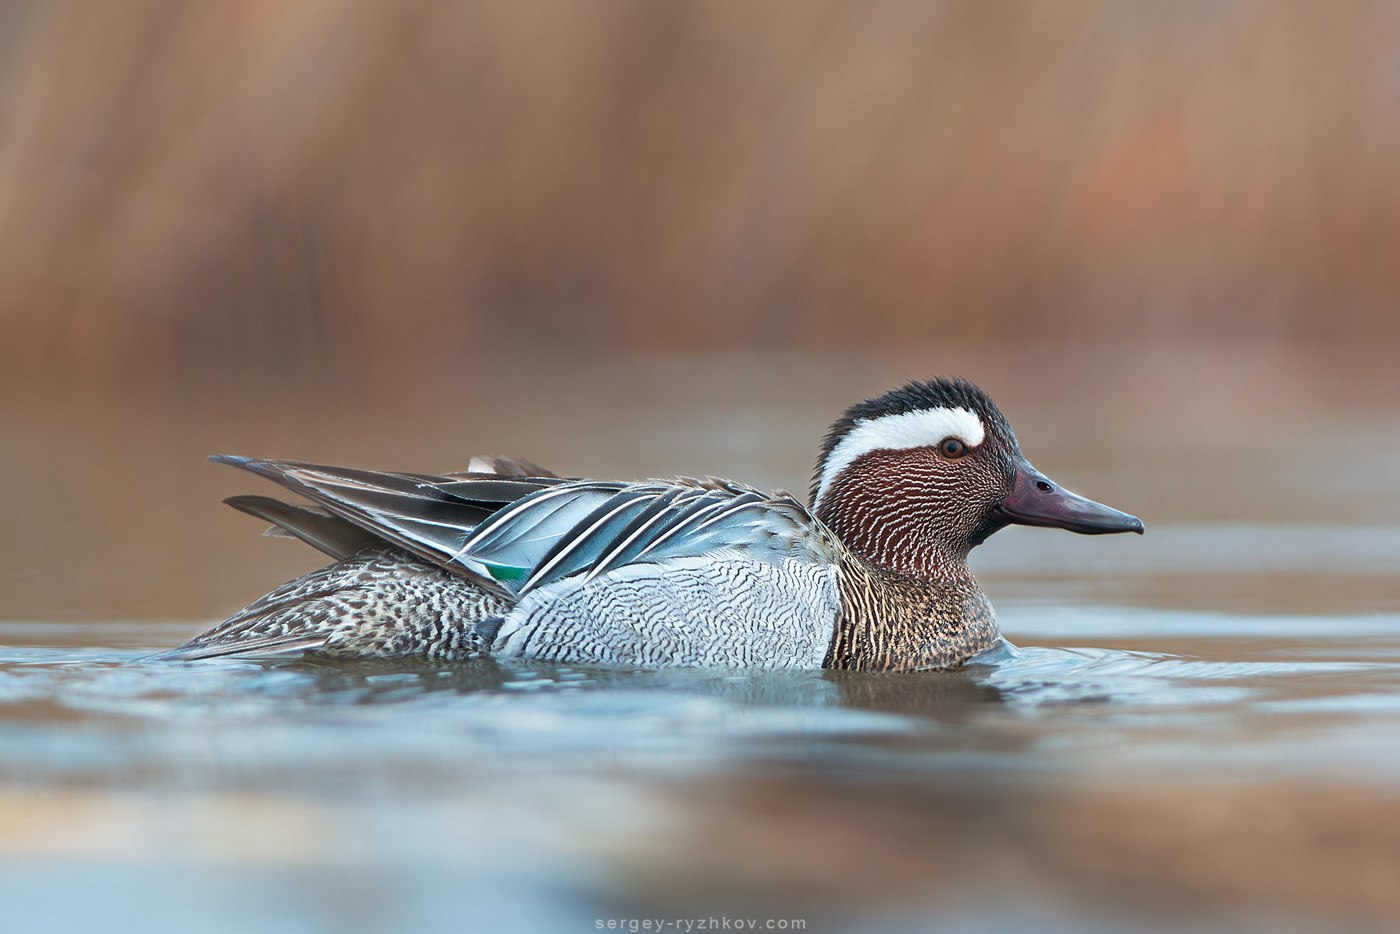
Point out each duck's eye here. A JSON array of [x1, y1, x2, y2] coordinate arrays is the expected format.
[[938, 437, 968, 459]]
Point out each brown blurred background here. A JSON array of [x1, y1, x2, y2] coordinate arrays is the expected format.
[[3, 0, 1399, 399], [4, 0, 1400, 622]]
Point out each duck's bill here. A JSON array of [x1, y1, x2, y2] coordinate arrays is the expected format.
[[995, 461, 1144, 535]]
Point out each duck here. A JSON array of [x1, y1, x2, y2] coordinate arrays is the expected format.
[[160, 377, 1143, 671]]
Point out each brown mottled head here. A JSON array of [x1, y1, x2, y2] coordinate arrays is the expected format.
[[812, 378, 1142, 579]]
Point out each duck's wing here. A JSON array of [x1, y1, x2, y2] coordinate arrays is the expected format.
[[456, 476, 834, 595], [223, 455, 564, 562], [213, 455, 577, 596], [215, 457, 832, 597]]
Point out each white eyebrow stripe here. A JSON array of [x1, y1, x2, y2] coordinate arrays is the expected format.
[[814, 406, 985, 508]]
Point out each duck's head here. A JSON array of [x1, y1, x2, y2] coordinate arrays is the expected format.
[[811, 377, 1142, 577]]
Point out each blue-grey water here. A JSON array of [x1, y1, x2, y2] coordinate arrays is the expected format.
[[4, 349, 1400, 932]]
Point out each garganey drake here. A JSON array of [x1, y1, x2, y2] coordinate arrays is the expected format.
[[162, 378, 1142, 671]]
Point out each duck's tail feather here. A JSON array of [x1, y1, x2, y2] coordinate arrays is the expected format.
[[210, 455, 529, 597], [224, 494, 382, 561], [151, 550, 509, 662], [149, 633, 331, 661]]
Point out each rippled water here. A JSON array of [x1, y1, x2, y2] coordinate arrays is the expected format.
[[6, 583, 1400, 930], [4, 349, 1400, 932]]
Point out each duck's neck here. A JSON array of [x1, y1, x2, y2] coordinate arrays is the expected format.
[[824, 555, 1000, 672], [814, 472, 974, 583], [813, 464, 1002, 670]]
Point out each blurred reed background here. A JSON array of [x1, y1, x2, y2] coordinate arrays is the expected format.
[[3, 0, 1399, 400], [4, 0, 1400, 622]]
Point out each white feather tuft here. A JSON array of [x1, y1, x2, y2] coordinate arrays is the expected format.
[[467, 456, 498, 475]]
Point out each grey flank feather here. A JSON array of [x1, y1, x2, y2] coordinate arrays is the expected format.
[[463, 480, 826, 595], [515, 487, 672, 594], [455, 482, 633, 566], [578, 486, 698, 581], [631, 492, 763, 560]]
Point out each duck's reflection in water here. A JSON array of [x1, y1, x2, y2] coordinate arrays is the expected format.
[[260, 653, 1014, 720]]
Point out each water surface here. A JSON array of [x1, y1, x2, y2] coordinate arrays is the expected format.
[[4, 349, 1400, 932]]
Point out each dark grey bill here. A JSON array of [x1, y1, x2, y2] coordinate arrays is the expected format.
[[994, 460, 1144, 535]]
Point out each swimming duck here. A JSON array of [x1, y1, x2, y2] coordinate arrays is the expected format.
[[162, 378, 1142, 670]]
